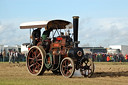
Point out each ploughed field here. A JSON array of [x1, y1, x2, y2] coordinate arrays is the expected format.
[[0, 62, 128, 85]]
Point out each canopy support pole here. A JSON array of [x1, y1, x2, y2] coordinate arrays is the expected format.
[[30, 29, 31, 43]]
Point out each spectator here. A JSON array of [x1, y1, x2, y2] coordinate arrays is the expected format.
[[102, 53, 106, 62], [0, 52, 2, 62], [116, 54, 119, 62], [94, 53, 97, 62], [107, 55, 110, 62], [9, 50, 13, 63], [96, 53, 101, 62], [92, 53, 96, 62], [113, 54, 117, 62], [126, 54, 128, 62], [96, 54, 98, 62], [88, 53, 92, 59], [13, 51, 19, 63], [2, 50, 6, 62], [15, 51, 19, 63], [119, 53, 124, 62], [99, 53, 102, 62]]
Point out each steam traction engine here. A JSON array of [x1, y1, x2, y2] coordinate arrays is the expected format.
[[20, 16, 94, 78]]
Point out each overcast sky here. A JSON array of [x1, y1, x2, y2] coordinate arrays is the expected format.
[[0, 0, 128, 47]]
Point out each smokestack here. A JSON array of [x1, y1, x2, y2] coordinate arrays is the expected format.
[[73, 16, 79, 47]]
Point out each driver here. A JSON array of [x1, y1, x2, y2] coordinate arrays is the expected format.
[[32, 28, 41, 45]]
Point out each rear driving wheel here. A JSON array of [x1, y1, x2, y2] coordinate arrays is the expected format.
[[60, 57, 75, 78], [26, 46, 46, 75]]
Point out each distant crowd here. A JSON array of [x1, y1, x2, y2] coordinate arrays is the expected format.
[[0, 50, 26, 63], [1, 50, 128, 63], [86, 53, 128, 62]]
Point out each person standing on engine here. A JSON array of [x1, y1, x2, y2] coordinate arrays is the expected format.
[[42, 28, 52, 41]]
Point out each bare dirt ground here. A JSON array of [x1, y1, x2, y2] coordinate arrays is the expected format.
[[0, 62, 128, 85]]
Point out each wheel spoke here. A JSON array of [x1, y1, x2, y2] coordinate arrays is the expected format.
[[34, 63, 38, 70], [88, 69, 91, 74], [68, 62, 72, 68], [66, 70, 71, 76], [31, 54, 34, 58], [32, 66, 36, 73], [30, 49, 34, 55], [37, 53, 41, 58], [37, 58, 42, 61], [35, 49, 38, 56], [30, 63, 37, 73], [30, 49, 35, 57], [68, 66, 72, 70], [29, 64, 35, 68], [34, 51, 37, 58], [64, 60, 67, 66], [37, 62, 41, 67], [37, 65, 40, 71], [29, 57, 34, 60], [32, 52, 36, 58], [62, 64, 65, 68], [30, 60, 34, 64], [67, 60, 70, 66]]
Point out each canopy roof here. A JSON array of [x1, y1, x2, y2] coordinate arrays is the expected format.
[[20, 21, 48, 29], [46, 20, 72, 30], [20, 20, 72, 30]]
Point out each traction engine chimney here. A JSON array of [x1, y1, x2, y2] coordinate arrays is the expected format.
[[73, 16, 79, 47]]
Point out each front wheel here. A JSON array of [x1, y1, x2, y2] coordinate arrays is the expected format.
[[60, 57, 75, 78], [80, 58, 94, 78]]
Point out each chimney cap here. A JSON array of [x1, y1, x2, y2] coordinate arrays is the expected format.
[[73, 16, 79, 19]]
